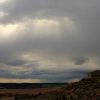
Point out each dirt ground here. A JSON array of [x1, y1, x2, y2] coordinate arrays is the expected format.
[[0, 87, 61, 95]]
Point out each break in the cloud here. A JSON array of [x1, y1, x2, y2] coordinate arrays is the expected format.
[[0, 0, 100, 82], [0, 78, 46, 83], [0, 0, 9, 4]]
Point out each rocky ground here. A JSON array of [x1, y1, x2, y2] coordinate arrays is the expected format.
[[34, 71, 100, 100]]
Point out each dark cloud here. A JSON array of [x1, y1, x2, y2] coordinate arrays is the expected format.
[[5, 59, 27, 66], [0, 68, 90, 82], [72, 57, 89, 65]]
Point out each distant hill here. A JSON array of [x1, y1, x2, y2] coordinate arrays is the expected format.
[[0, 83, 67, 89]]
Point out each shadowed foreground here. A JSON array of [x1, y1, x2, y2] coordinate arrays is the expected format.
[[0, 70, 99, 100]]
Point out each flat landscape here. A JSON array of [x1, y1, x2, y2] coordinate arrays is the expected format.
[[0, 87, 62, 95], [0, 87, 62, 100], [0, 83, 67, 99]]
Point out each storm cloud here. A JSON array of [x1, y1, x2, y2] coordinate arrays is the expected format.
[[0, 0, 100, 82]]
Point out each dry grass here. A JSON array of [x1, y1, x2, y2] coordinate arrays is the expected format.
[[0, 87, 61, 95]]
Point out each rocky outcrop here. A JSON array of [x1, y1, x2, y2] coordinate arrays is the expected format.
[[35, 70, 100, 100]]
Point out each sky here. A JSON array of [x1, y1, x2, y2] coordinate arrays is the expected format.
[[0, 0, 100, 83]]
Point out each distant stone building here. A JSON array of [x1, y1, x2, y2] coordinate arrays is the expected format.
[[87, 70, 100, 79]]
